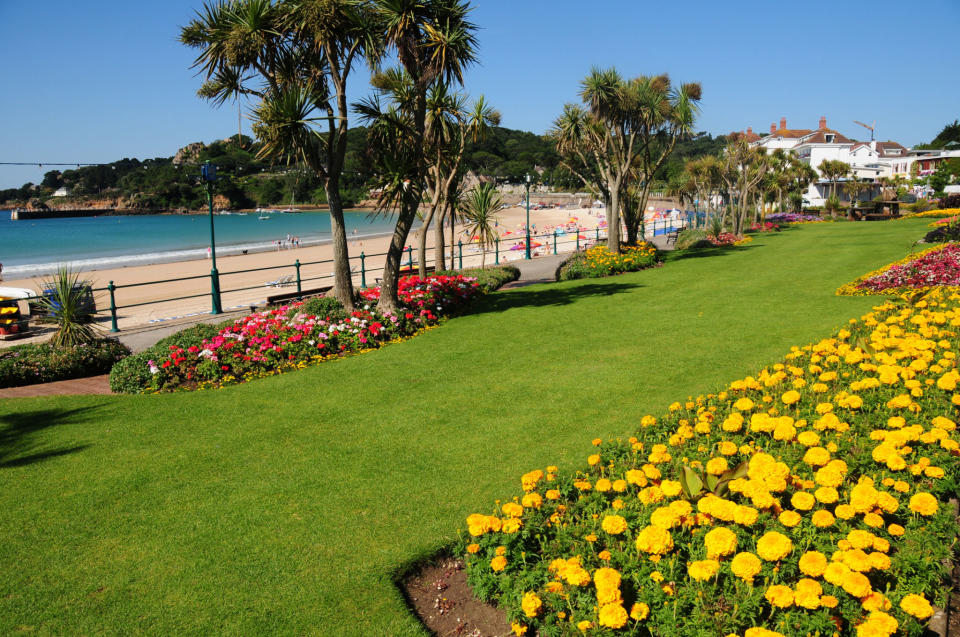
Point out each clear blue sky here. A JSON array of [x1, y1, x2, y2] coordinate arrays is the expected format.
[[2, 0, 958, 189]]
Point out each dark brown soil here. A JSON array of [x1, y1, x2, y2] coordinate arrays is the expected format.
[[401, 554, 511, 637], [949, 556, 958, 636]]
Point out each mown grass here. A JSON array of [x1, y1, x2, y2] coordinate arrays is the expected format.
[[0, 219, 933, 635]]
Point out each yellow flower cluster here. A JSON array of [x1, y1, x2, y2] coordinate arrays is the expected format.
[[463, 289, 960, 636], [900, 206, 960, 219]]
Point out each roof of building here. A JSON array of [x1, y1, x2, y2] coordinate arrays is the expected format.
[[796, 128, 854, 145], [764, 128, 812, 140]]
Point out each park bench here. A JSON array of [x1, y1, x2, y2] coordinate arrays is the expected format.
[[666, 228, 682, 245], [266, 285, 332, 306]]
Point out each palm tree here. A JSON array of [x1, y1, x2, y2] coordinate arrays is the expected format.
[[787, 159, 817, 212], [459, 183, 502, 268], [845, 177, 869, 213], [817, 159, 850, 218], [36, 266, 101, 347], [360, 0, 478, 315], [180, 0, 377, 310], [720, 139, 768, 235]]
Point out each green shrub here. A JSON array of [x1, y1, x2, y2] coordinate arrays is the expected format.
[[109, 320, 234, 394], [0, 339, 129, 388], [289, 296, 347, 321], [557, 243, 661, 281], [675, 228, 708, 250], [436, 265, 520, 292]]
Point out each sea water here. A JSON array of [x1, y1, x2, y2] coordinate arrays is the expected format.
[[0, 210, 406, 278]]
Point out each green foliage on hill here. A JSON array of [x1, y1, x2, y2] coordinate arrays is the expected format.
[[914, 119, 960, 150], [1, 126, 727, 208]]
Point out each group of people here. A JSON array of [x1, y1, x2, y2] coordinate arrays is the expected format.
[[275, 234, 301, 250]]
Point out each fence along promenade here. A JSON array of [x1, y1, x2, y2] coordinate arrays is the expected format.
[[15, 216, 691, 334]]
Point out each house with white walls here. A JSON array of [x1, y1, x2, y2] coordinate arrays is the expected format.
[[749, 117, 912, 205]]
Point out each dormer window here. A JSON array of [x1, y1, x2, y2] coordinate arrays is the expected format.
[[825, 134, 835, 143]]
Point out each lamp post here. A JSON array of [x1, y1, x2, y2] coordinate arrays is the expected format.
[[201, 161, 223, 314], [524, 173, 532, 260]]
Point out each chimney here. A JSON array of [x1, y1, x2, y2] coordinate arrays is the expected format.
[[770, 123, 776, 134], [747, 126, 753, 137], [819, 116, 827, 130], [780, 117, 787, 130]]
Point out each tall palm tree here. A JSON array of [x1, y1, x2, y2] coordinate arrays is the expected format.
[[459, 182, 501, 268], [818, 159, 850, 219], [787, 158, 817, 212], [180, 0, 377, 310], [720, 139, 768, 235], [360, 0, 478, 315]]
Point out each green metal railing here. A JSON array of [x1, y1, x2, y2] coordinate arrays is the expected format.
[[19, 224, 623, 333]]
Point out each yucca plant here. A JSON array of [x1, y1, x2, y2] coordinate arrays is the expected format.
[[35, 266, 101, 347]]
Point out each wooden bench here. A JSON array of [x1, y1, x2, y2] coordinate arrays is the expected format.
[[267, 285, 332, 306], [665, 228, 682, 245]]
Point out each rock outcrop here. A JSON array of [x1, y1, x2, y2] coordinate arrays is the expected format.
[[173, 142, 206, 166]]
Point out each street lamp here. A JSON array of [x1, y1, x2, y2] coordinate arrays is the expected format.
[[201, 160, 223, 314], [524, 173, 532, 260]]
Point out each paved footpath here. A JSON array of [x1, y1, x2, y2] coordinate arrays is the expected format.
[[2, 246, 668, 399]]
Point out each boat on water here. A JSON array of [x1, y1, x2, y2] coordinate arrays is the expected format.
[[281, 208, 302, 214]]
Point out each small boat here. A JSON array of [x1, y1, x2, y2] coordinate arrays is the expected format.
[[258, 210, 271, 220], [281, 208, 302, 214]]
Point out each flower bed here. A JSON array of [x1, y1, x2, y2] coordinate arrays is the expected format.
[[709, 233, 753, 247], [119, 275, 480, 392], [0, 339, 130, 388], [460, 289, 960, 637], [900, 207, 960, 220], [837, 243, 960, 296], [930, 216, 959, 228], [766, 213, 825, 224], [748, 222, 780, 233], [558, 243, 660, 281]]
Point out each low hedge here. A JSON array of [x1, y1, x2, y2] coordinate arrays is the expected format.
[[109, 320, 234, 394], [0, 339, 130, 388]]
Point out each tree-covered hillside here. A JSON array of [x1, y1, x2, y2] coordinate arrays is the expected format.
[[1, 127, 727, 209]]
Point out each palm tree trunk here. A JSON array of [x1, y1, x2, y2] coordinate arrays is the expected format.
[[325, 178, 354, 310], [434, 207, 447, 270], [417, 205, 436, 278], [378, 195, 417, 314], [607, 180, 621, 252]]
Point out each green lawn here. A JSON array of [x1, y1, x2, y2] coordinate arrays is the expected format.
[[0, 219, 933, 636]]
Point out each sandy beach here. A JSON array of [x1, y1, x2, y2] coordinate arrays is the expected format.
[[2, 205, 605, 340]]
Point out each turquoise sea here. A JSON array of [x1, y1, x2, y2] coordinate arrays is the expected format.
[[1, 210, 403, 278]]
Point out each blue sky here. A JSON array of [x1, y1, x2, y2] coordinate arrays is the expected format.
[[1, 0, 958, 189]]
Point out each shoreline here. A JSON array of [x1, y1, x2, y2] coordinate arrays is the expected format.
[[1, 206, 606, 341]]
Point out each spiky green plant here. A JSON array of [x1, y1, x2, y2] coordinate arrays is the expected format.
[[35, 266, 101, 347]]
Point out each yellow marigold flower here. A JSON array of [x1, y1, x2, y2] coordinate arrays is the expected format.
[[545, 489, 561, 500], [823, 561, 850, 586], [501, 502, 524, 518], [734, 505, 759, 526], [756, 531, 793, 561], [841, 571, 872, 598], [820, 595, 839, 608], [869, 551, 891, 571], [778, 510, 801, 527], [704, 527, 738, 559], [660, 480, 682, 497], [595, 478, 612, 492], [814, 486, 839, 503], [687, 559, 720, 581], [592, 438, 602, 446], [798, 551, 828, 577], [521, 591, 542, 618], [588, 454, 601, 465], [466, 543, 480, 554], [781, 390, 801, 405], [791, 491, 816, 510], [625, 469, 647, 487], [601, 514, 628, 535], [863, 512, 884, 528], [900, 593, 934, 619], [629, 602, 649, 620], [835, 504, 856, 520], [490, 555, 507, 572], [719, 441, 738, 455], [598, 550, 611, 561], [909, 492, 938, 516], [612, 479, 628, 492], [635, 525, 674, 555], [502, 518, 522, 534], [803, 446, 831, 466], [511, 621, 527, 636], [886, 394, 912, 409], [734, 397, 755, 411], [577, 620, 593, 632], [496, 546, 507, 556], [745, 629, 787, 637], [545, 581, 563, 594], [521, 470, 544, 492], [765, 584, 794, 608], [862, 591, 892, 612], [598, 603, 628, 628], [857, 611, 898, 637], [811, 510, 835, 527], [521, 493, 543, 509], [730, 551, 762, 581], [706, 457, 729, 475]]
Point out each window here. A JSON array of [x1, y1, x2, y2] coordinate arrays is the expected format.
[[825, 134, 835, 143]]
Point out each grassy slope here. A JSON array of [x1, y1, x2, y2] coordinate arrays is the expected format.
[[0, 219, 932, 636]]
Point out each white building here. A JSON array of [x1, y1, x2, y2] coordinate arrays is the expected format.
[[750, 117, 910, 206], [52, 186, 71, 197]]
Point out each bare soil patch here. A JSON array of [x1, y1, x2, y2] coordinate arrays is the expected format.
[[401, 554, 511, 637]]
